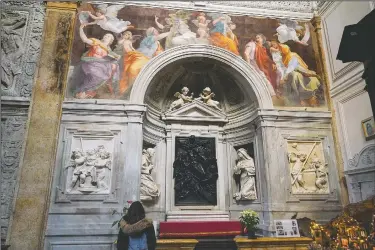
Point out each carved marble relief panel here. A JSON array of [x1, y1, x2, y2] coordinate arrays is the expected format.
[[1, 1, 45, 97], [287, 140, 330, 195], [55, 129, 121, 204], [1, 116, 27, 240]]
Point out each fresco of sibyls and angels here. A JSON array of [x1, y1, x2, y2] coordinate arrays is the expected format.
[[67, 3, 326, 107]]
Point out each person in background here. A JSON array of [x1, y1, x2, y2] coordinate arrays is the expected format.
[[117, 201, 156, 250]]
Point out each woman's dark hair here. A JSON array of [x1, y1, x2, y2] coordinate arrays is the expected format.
[[123, 201, 146, 225]]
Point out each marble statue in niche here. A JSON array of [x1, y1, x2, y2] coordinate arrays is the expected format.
[[169, 86, 194, 111], [173, 136, 218, 206], [287, 141, 329, 194], [140, 148, 160, 200], [233, 148, 257, 201], [66, 144, 112, 193], [195, 87, 221, 110]]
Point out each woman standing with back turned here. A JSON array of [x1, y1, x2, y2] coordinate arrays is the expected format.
[[117, 201, 156, 250]]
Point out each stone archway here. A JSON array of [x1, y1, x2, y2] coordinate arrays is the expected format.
[[131, 45, 276, 221], [129, 44, 274, 110]]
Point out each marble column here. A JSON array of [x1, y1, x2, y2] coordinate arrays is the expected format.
[[8, 2, 77, 250], [311, 16, 349, 205]]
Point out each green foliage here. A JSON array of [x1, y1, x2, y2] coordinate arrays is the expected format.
[[239, 209, 260, 231], [111, 201, 132, 228], [111, 206, 129, 228]]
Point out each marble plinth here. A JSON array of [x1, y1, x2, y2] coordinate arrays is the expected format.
[[166, 211, 230, 221], [235, 237, 313, 250], [156, 239, 198, 250]]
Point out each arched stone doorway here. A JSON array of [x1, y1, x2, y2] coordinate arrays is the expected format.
[[132, 45, 274, 222]]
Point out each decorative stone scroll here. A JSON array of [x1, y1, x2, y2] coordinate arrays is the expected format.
[[348, 145, 375, 169], [140, 148, 160, 201], [287, 141, 329, 194]]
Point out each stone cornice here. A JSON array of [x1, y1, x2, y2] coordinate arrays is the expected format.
[[92, 1, 315, 20]]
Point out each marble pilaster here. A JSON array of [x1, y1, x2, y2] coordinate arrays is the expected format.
[[8, 2, 77, 250], [311, 16, 349, 205]]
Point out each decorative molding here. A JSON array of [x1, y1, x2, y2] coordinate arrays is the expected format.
[[333, 81, 369, 164], [329, 67, 365, 98], [62, 100, 146, 124], [95, 1, 315, 20], [162, 100, 229, 124]]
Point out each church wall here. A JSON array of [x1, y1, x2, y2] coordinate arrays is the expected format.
[[1, 1, 354, 249], [320, 1, 375, 204]]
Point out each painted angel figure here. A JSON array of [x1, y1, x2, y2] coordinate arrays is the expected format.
[[79, 4, 133, 34], [191, 12, 211, 39], [114, 31, 142, 55], [275, 19, 310, 46]]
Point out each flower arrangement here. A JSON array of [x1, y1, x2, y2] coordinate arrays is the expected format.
[[239, 209, 260, 238], [112, 200, 133, 228]]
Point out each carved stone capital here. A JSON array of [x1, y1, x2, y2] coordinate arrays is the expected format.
[[311, 16, 322, 31]]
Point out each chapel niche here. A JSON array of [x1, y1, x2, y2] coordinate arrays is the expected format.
[[142, 57, 260, 217]]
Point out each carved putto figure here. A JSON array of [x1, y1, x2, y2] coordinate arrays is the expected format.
[[169, 87, 194, 111], [67, 145, 112, 193], [95, 146, 112, 191], [311, 158, 328, 191], [196, 87, 221, 110], [140, 148, 160, 200], [233, 148, 257, 201]]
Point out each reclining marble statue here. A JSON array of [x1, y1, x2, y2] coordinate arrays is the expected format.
[[140, 148, 160, 200], [233, 148, 257, 201]]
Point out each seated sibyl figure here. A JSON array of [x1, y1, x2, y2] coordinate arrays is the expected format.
[[140, 148, 160, 200], [233, 148, 257, 201]]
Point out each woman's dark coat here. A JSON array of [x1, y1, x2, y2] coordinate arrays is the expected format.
[[117, 217, 156, 250]]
